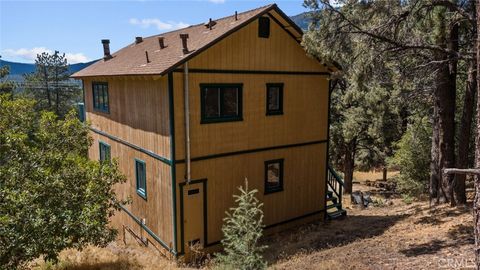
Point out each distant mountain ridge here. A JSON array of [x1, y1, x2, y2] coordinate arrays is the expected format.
[[0, 59, 96, 76]]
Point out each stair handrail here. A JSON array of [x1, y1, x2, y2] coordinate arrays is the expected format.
[[327, 165, 344, 203]]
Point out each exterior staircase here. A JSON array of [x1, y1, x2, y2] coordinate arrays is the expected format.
[[326, 166, 347, 220]]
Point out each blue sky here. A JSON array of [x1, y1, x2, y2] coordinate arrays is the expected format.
[[0, 0, 308, 64]]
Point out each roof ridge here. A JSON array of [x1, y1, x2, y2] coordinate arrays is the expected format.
[[142, 3, 276, 40]]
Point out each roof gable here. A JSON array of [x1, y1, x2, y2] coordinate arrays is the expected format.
[[72, 4, 321, 78]]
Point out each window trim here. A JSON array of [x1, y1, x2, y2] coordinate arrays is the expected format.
[[200, 83, 243, 124], [92, 82, 110, 113], [266, 83, 284, 116], [99, 141, 111, 163], [135, 159, 147, 200], [264, 158, 284, 194]]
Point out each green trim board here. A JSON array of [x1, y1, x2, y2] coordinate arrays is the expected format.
[[167, 72, 178, 257], [178, 179, 208, 255], [173, 68, 329, 76], [266, 83, 284, 116], [117, 203, 173, 253], [324, 79, 335, 219], [135, 158, 147, 200], [194, 208, 326, 250], [90, 127, 172, 166], [175, 139, 328, 163], [264, 158, 284, 194], [199, 83, 243, 124]]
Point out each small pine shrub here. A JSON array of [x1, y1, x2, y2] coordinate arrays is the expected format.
[[389, 116, 431, 197], [213, 179, 267, 270]]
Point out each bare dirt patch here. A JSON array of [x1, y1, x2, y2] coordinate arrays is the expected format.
[[266, 184, 474, 270]]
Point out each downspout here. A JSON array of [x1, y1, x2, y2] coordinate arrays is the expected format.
[[184, 62, 191, 183]]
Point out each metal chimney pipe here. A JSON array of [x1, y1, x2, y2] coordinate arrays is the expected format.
[[145, 51, 150, 63], [209, 18, 212, 30], [179, 33, 189, 54], [158, 36, 166, 49], [101, 39, 112, 60], [235, 11, 238, 21]]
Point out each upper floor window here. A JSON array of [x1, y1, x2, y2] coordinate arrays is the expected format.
[[200, 84, 243, 124], [265, 159, 284, 194], [135, 159, 147, 200], [92, 82, 109, 113], [258, 17, 270, 38], [99, 141, 111, 162], [266, 83, 283, 115]]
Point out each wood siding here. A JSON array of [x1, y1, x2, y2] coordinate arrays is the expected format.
[[175, 143, 327, 250], [173, 72, 329, 160], [84, 76, 171, 159], [187, 13, 326, 72], [89, 132, 174, 251]]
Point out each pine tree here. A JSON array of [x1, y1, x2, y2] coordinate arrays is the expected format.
[[214, 179, 267, 270]]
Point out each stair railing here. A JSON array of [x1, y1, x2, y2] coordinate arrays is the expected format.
[[327, 166, 344, 207]]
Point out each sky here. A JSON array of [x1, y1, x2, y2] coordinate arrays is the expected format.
[[0, 0, 309, 64]]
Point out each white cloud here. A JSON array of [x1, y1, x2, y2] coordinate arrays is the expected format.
[[129, 18, 189, 31], [2, 47, 90, 64], [208, 0, 225, 3]]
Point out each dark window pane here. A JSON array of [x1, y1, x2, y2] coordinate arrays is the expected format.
[[268, 87, 280, 111], [222, 87, 238, 116], [267, 163, 280, 188], [204, 87, 220, 118], [103, 89, 109, 111], [94, 87, 99, 109]]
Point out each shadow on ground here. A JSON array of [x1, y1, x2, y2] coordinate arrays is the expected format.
[[400, 217, 474, 257], [263, 212, 408, 263]]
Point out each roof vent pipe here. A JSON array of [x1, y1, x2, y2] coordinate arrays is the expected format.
[[145, 51, 150, 63], [235, 11, 238, 21], [209, 18, 212, 30], [101, 39, 112, 60], [135, 36, 143, 44], [158, 36, 166, 49], [180, 33, 189, 54]]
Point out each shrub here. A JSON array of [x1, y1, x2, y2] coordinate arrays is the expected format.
[[213, 179, 267, 270], [389, 116, 431, 197], [0, 94, 126, 269]]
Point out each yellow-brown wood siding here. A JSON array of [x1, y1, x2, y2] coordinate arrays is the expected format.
[[84, 76, 171, 159], [89, 132, 174, 250]]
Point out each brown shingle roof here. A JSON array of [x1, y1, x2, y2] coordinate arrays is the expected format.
[[72, 4, 297, 78]]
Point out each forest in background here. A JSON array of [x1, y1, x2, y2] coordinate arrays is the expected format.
[[303, 0, 477, 206]]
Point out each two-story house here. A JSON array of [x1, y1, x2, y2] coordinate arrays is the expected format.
[[72, 4, 345, 258]]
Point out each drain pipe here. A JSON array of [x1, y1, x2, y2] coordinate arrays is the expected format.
[[183, 61, 191, 183]]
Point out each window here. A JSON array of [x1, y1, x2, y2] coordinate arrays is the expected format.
[[200, 84, 243, 123], [266, 83, 283, 115], [135, 159, 147, 200], [99, 141, 111, 162], [265, 159, 284, 194], [92, 82, 109, 113], [258, 17, 270, 38]]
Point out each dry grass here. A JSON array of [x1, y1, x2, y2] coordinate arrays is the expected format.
[[32, 181, 474, 270]]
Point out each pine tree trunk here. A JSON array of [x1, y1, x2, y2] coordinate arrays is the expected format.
[[430, 103, 441, 204], [382, 167, 387, 182], [455, 59, 476, 205], [474, 0, 480, 267], [343, 139, 356, 194]]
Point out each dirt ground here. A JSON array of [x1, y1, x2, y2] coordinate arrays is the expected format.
[[32, 174, 475, 270]]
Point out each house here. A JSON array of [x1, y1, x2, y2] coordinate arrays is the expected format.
[[72, 4, 345, 258]]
